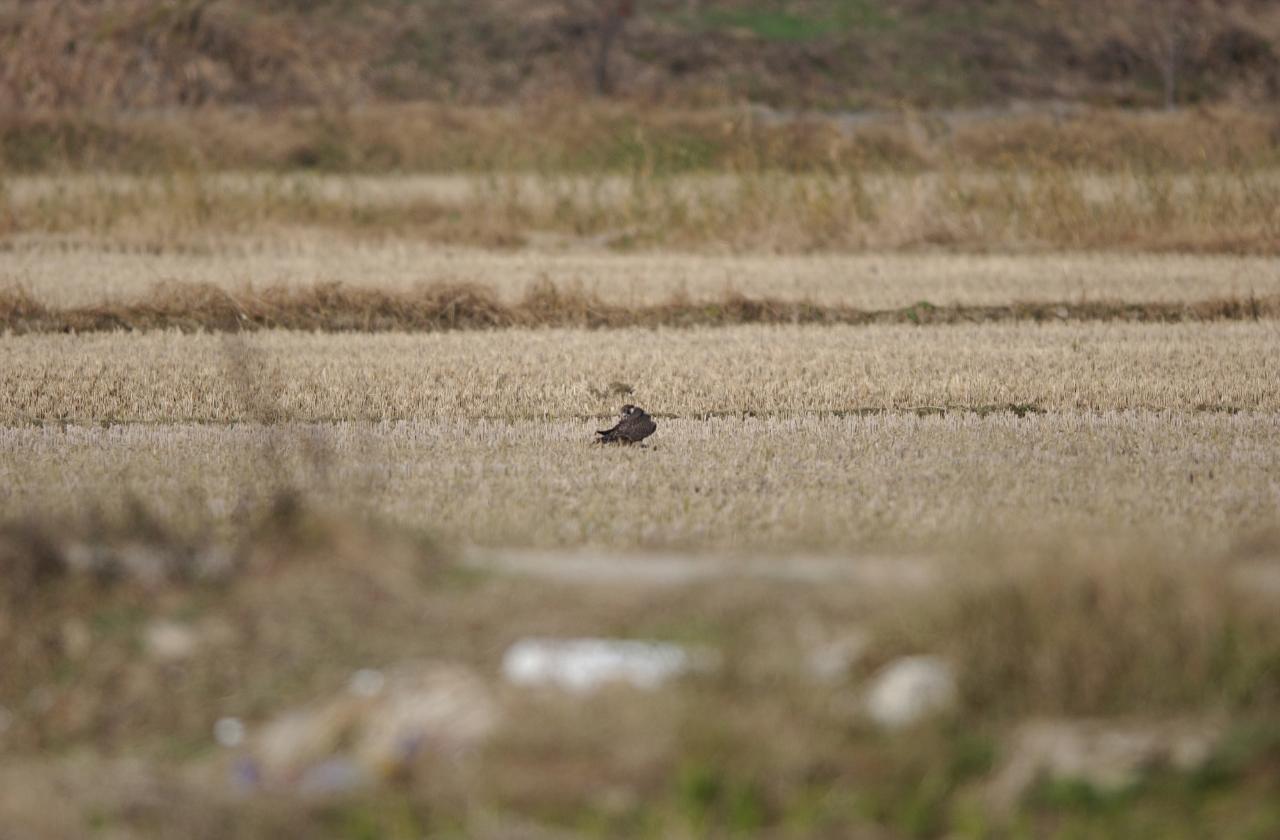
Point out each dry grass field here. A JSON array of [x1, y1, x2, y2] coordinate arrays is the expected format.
[[6, 11, 1280, 832], [3, 413, 1278, 552], [3, 166, 1280, 254], [3, 161, 1280, 838], [2, 323, 1277, 425], [6, 240, 1280, 310]]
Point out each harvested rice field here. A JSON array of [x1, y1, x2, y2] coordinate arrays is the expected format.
[[3, 170, 1280, 839], [6, 241, 1280, 310], [3, 413, 1277, 551], [2, 322, 1276, 425]]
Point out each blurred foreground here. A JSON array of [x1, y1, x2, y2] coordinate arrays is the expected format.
[[3, 496, 1279, 838]]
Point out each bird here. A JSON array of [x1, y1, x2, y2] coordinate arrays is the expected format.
[[595, 404, 656, 445]]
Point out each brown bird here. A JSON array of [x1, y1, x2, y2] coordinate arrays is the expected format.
[[595, 404, 656, 445]]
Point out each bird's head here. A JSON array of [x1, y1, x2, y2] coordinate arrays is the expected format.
[[620, 404, 637, 416]]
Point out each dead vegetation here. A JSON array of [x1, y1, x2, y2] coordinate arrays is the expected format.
[[2, 494, 1278, 838], [5, 323, 1278, 425], [4, 413, 1277, 551], [2, 288, 1276, 835], [5, 4, 1280, 836], [5, 104, 1280, 175], [5, 163, 1279, 255], [9, 246, 1280, 312], [4, 1, 1280, 110], [880, 540, 1280, 718], [1, 281, 1276, 335]]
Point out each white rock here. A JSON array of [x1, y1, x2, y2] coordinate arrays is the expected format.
[[247, 662, 496, 792], [352, 665, 496, 773], [255, 707, 361, 782], [863, 655, 957, 729], [214, 717, 246, 748], [985, 718, 1223, 812], [144, 620, 199, 662], [502, 638, 707, 693]]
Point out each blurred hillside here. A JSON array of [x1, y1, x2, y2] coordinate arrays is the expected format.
[[3, 0, 1279, 111]]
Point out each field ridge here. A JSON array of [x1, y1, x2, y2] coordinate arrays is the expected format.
[[3, 283, 1277, 334]]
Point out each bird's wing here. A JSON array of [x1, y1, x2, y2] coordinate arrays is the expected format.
[[638, 417, 657, 438], [619, 414, 653, 440]]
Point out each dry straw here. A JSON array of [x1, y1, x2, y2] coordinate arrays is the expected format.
[[1, 282, 1276, 334]]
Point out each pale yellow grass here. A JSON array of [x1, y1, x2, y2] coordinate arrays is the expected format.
[[4, 168, 1279, 253], [1, 323, 1276, 425], [8, 170, 1280, 214], [3, 413, 1276, 551], [5, 240, 1279, 310]]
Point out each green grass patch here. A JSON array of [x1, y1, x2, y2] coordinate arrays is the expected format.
[[680, 1, 894, 41]]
